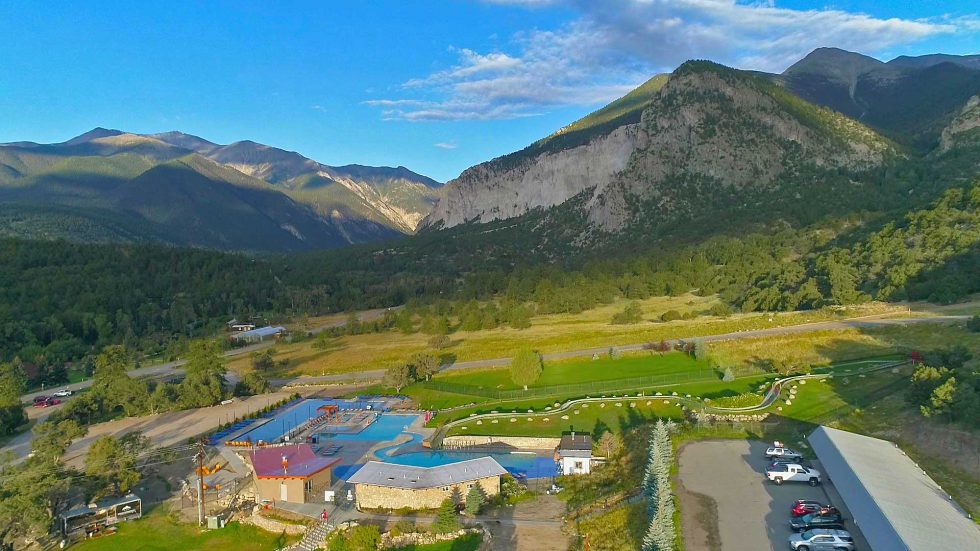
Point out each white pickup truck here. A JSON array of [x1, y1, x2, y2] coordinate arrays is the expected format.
[[766, 463, 822, 486]]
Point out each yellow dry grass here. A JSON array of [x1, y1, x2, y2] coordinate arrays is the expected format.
[[227, 296, 905, 377]]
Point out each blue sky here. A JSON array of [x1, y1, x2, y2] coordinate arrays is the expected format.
[[0, 1, 977, 182]]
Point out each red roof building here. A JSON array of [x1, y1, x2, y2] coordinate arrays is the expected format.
[[248, 444, 340, 504]]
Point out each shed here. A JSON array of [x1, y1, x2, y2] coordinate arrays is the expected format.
[[231, 325, 285, 343], [809, 426, 979, 551], [556, 433, 593, 475]]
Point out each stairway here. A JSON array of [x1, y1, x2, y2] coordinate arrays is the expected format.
[[292, 520, 331, 551]]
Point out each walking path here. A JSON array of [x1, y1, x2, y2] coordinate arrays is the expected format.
[[433, 359, 910, 444]]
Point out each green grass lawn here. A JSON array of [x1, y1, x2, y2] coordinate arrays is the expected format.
[[435, 351, 714, 390], [70, 507, 299, 551]]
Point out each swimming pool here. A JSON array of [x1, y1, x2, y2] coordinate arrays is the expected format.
[[363, 419, 558, 479], [237, 398, 341, 443]]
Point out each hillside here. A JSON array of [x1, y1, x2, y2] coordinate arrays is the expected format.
[[777, 48, 980, 150], [423, 57, 897, 232], [0, 129, 441, 250]]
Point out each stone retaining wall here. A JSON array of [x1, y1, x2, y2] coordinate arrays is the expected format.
[[441, 435, 561, 450], [380, 528, 481, 549], [243, 511, 308, 535]]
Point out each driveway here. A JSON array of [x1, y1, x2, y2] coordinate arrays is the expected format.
[[677, 440, 869, 551]]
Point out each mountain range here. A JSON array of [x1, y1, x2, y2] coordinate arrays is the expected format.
[[0, 129, 441, 251], [1, 48, 977, 254], [422, 49, 980, 237]]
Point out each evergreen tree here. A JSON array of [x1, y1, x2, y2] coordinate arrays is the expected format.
[[432, 498, 460, 533], [465, 485, 485, 515]]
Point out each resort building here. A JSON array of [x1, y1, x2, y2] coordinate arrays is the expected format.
[[231, 325, 286, 343], [249, 444, 340, 504], [809, 426, 980, 551], [555, 433, 593, 475], [347, 457, 507, 510]]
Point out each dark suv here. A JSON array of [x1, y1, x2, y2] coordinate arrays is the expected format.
[[791, 510, 845, 532]]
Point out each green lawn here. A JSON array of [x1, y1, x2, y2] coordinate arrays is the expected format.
[[435, 351, 714, 390], [70, 508, 299, 551]]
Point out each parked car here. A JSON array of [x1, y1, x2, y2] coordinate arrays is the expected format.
[[32, 395, 50, 404], [765, 446, 804, 461], [791, 510, 845, 532], [792, 500, 835, 517], [791, 500, 824, 517], [52, 389, 73, 397], [770, 457, 811, 469], [788, 528, 855, 550], [33, 397, 61, 408], [766, 463, 821, 486]]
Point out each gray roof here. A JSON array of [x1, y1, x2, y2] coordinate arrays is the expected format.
[[558, 434, 592, 451], [347, 457, 507, 490], [233, 325, 285, 339], [809, 426, 979, 551], [558, 449, 592, 458]]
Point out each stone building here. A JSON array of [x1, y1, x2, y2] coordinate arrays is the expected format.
[[347, 457, 507, 511], [249, 444, 340, 504]]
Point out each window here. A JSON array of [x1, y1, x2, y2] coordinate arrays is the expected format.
[[467, 484, 473, 489], [304, 480, 313, 491], [442, 486, 449, 491], [574, 461, 583, 469]]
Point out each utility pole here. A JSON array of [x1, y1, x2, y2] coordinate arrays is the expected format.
[[195, 438, 206, 526]]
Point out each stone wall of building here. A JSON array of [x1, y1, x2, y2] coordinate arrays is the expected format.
[[355, 475, 500, 511], [441, 435, 561, 450]]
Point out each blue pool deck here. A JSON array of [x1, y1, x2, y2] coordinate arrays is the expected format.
[[232, 400, 558, 480]]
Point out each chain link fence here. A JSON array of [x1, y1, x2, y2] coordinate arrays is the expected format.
[[424, 369, 723, 401]]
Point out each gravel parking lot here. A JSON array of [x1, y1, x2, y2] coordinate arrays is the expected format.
[[677, 440, 869, 551]]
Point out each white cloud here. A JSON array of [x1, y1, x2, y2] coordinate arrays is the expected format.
[[368, 0, 968, 122], [434, 142, 458, 149]]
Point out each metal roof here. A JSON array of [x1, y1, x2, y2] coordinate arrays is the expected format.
[[250, 444, 340, 479], [234, 326, 285, 339], [558, 449, 592, 458], [809, 426, 979, 551], [348, 457, 507, 490], [558, 434, 592, 451], [61, 494, 141, 520]]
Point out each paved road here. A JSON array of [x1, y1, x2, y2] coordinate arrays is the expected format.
[[18, 314, 967, 402], [19, 342, 272, 404], [274, 314, 966, 387]]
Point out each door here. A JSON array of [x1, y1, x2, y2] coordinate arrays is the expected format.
[[280, 482, 288, 501]]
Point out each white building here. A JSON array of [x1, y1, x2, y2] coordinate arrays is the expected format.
[[556, 433, 593, 475]]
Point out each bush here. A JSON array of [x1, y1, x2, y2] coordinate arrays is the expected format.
[[660, 310, 682, 322], [967, 315, 980, 332], [428, 334, 451, 349]]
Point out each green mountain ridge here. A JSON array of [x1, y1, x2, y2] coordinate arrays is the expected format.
[[0, 129, 442, 250]]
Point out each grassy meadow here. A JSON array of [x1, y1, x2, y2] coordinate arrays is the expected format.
[[70, 507, 298, 551], [226, 296, 902, 378]]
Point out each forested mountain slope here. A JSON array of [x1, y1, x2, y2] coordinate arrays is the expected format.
[[0, 129, 440, 250]]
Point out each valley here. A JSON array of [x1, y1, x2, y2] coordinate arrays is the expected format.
[[1, 33, 978, 551]]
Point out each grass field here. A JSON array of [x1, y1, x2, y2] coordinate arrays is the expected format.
[[435, 352, 715, 391], [70, 507, 298, 551], [226, 297, 901, 378]]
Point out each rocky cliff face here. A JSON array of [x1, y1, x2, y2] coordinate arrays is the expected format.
[[940, 95, 980, 152], [425, 61, 894, 232], [425, 123, 642, 228]]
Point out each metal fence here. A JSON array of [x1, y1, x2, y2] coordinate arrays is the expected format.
[[424, 369, 723, 401]]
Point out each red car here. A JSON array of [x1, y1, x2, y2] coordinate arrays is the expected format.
[[33, 397, 61, 408], [791, 500, 836, 517]]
